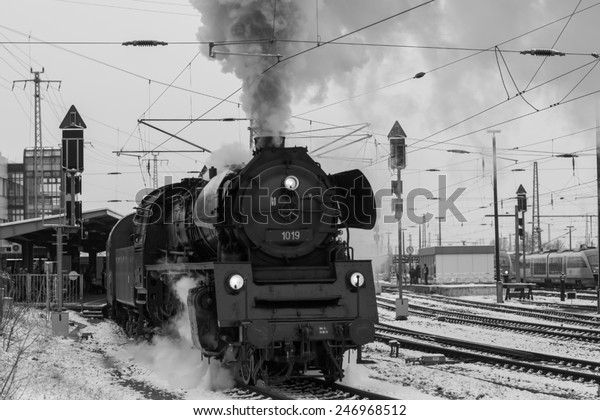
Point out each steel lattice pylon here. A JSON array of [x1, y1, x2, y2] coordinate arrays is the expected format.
[[13, 68, 61, 217]]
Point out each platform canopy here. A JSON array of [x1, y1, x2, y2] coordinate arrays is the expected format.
[[0, 208, 123, 254]]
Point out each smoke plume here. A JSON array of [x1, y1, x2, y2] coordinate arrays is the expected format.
[[190, 0, 421, 138]]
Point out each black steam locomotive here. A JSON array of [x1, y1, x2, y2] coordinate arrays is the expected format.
[[106, 136, 379, 384]]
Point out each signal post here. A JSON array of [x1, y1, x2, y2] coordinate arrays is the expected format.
[[389, 121, 409, 320], [47, 106, 86, 336]]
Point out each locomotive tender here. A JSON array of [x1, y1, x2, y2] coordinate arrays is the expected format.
[[106, 136, 379, 384]]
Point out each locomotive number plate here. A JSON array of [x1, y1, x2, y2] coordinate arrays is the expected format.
[[266, 229, 311, 243]]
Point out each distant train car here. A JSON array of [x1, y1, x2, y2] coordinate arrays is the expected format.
[[516, 248, 599, 288]]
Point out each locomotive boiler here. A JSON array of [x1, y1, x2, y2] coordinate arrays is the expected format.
[[106, 136, 379, 384]]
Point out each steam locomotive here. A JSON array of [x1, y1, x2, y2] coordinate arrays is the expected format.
[[106, 136, 379, 384]]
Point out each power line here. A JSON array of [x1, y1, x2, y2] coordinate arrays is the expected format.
[[55, 0, 198, 17]]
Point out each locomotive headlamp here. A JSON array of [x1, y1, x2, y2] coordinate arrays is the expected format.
[[283, 175, 299, 191], [348, 271, 365, 288], [227, 274, 245, 291]]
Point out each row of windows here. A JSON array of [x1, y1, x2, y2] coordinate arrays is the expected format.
[[23, 149, 61, 157], [8, 208, 24, 221], [529, 256, 588, 273]]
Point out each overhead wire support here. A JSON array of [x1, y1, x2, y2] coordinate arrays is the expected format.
[[139, 117, 249, 122], [208, 41, 282, 61], [137, 120, 211, 153], [12, 68, 61, 219], [520, 48, 565, 57], [122, 40, 168, 47]]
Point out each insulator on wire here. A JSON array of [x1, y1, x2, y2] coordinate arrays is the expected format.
[[122, 40, 168, 47], [520, 48, 565, 57]]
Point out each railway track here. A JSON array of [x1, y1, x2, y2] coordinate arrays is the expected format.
[[402, 292, 600, 328], [377, 297, 600, 343], [226, 378, 396, 400], [375, 322, 600, 385], [536, 289, 599, 302]]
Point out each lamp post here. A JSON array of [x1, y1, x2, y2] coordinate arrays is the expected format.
[[488, 129, 503, 303], [388, 121, 409, 320]]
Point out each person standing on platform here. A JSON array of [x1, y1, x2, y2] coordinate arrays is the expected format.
[[423, 264, 429, 285], [415, 264, 421, 284]]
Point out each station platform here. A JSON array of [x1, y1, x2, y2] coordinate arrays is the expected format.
[[63, 291, 108, 316]]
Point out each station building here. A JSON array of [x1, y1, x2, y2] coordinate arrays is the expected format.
[[418, 245, 495, 284]]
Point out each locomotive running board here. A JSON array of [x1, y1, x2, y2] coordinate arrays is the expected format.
[[145, 262, 215, 272]]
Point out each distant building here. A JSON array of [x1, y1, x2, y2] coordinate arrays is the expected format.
[[1, 147, 63, 222], [419, 245, 494, 284], [0, 148, 63, 271], [0, 152, 8, 223], [7, 162, 24, 221], [23, 147, 63, 219]]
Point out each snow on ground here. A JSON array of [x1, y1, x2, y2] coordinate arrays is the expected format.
[[1, 291, 600, 401]]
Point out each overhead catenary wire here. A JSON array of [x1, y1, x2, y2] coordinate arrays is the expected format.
[[523, 0, 582, 91]]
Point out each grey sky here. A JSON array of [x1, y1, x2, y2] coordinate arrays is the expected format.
[[1, 0, 599, 256]]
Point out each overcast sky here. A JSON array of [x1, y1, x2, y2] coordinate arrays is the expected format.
[[1, 0, 600, 258]]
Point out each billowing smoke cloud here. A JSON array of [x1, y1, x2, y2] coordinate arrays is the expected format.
[[189, 0, 425, 138], [191, 0, 309, 137]]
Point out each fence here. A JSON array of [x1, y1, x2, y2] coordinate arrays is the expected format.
[[5, 273, 83, 308]]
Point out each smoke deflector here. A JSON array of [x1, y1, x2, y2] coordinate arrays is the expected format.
[[329, 169, 376, 230]]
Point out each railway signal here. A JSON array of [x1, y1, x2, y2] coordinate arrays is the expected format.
[[388, 121, 408, 320], [515, 185, 527, 282], [517, 214, 525, 237], [60, 105, 86, 227], [517, 184, 527, 213]]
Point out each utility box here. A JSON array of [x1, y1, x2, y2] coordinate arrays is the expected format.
[[51, 311, 69, 337], [395, 298, 409, 320]]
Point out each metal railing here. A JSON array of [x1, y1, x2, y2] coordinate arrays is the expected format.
[[4, 273, 83, 308]]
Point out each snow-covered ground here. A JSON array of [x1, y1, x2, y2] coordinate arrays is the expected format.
[[1, 291, 599, 418]]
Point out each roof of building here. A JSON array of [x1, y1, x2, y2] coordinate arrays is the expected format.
[[0, 208, 122, 253], [419, 245, 494, 256]]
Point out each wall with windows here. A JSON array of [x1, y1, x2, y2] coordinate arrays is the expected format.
[[22, 147, 63, 219], [0, 152, 8, 223], [8, 163, 24, 221]]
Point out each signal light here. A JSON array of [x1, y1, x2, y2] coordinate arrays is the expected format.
[[517, 215, 524, 237], [66, 200, 82, 226]]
